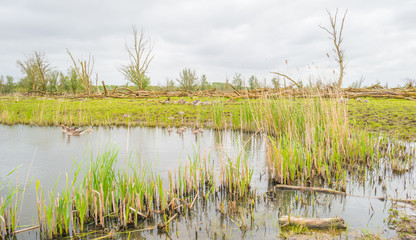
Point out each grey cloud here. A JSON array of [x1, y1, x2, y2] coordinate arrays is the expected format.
[[1, 0, 415, 87]]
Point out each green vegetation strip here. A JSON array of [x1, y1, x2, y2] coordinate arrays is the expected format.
[[0, 96, 242, 128], [2, 96, 416, 141], [348, 98, 416, 141]]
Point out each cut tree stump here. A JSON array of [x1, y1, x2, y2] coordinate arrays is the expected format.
[[279, 216, 346, 229]]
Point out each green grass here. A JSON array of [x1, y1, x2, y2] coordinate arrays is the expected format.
[[0, 96, 241, 129], [1, 96, 416, 141], [348, 98, 416, 141]]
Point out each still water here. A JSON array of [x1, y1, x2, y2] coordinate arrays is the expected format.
[[0, 125, 415, 239]]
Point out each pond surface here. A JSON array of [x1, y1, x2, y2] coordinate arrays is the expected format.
[[0, 125, 415, 239]]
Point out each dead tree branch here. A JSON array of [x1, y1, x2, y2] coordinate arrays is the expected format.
[[319, 8, 348, 88]]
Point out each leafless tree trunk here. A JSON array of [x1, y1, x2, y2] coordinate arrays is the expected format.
[[120, 26, 154, 90], [320, 9, 348, 88], [67, 49, 94, 95], [95, 73, 101, 95]]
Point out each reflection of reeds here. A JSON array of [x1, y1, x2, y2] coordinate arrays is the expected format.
[[379, 138, 416, 173]]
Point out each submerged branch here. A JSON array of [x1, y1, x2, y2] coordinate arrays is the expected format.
[[274, 184, 346, 195], [279, 216, 347, 229]]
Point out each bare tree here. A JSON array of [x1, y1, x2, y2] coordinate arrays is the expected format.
[[320, 8, 348, 88], [120, 26, 154, 90], [67, 49, 94, 95]]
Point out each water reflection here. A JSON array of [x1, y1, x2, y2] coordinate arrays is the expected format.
[[0, 125, 415, 239]]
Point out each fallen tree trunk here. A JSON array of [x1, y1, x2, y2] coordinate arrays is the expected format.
[[279, 216, 346, 229], [274, 184, 346, 195]]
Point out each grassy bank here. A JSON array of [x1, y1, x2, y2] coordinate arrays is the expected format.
[[0, 96, 240, 128], [348, 97, 416, 141], [1, 96, 416, 141]]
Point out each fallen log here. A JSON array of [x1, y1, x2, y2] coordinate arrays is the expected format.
[[274, 184, 346, 195], [279, 216, 346, 229], [374, 196, 416, 204], [12, 225, 40, 234]]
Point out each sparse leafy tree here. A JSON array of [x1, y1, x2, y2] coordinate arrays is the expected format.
[[271, 77, 280, 89], [212, 82, 226, 90], [17, 51, 53, 91], [200, 74, 209, 90], [320, 8, 348, 88], [120, 26, 154, 90], [177, 68, 198, 91], [350, 75, 365, 89], [65, 67, 83, 94], [403, 78, 416, 89], [232, 73, 244, 90], [0, 76, 4, 93], [0, 75, 15, 94], [248, 75, 259, 90], [58, 72, 69, 92], [47, 70, 60, 92], [67, 49, 94, 95], [33, 51, 53, 91], [165, 78, 175, 90]]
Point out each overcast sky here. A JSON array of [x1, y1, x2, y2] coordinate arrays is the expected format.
[[1, 0, 415, 87]]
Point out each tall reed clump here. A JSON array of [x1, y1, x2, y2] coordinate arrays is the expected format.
[[34, 145, 255, 239], [220, 151, 254, 199], [0, 185, 19, 238], [212, 101, 225, 129], [244, 95, 379, 190], [0, 167, 25, 239]]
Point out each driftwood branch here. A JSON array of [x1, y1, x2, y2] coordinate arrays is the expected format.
[[274, 184, 346, 195], [227, 83, 241, 96], [157, 213, 178, 229], [12, 225, 40, 234], [102, 81, 108, 96], [279, 216, 346, 229], [270, 72, 301, 89], [189, 193, 199, 209]]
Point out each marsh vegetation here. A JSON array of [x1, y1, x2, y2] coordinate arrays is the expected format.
[[1, 92, 416, 239]]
